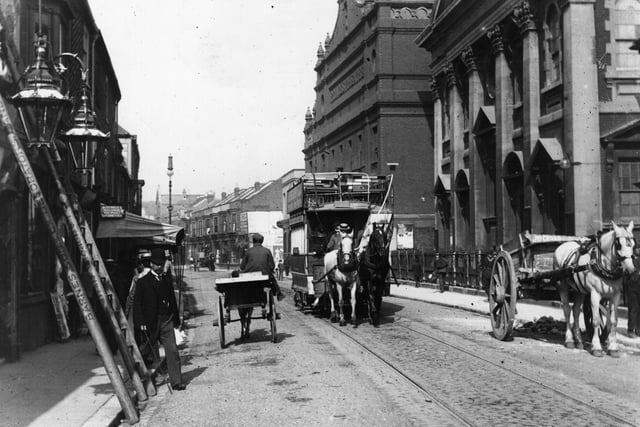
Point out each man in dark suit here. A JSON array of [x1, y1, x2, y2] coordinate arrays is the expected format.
[[240, 233, 283, 300], [133, 248, 185, 391]]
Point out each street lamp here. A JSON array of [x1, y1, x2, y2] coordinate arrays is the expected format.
[[167, 154, 174, 224], [57, 53, 109, 187], [11, 34, 69, 147]]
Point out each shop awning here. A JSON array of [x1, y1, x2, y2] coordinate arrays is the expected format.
[[96, 212, 185, 246]]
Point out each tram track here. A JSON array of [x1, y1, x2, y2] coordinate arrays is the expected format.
[[316, 309, 639, 427], [321, 317, 476, 426], [396, 322, 637, 426]]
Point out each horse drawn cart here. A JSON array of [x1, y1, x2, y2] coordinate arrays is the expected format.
[[214, 273, 278, 348], [488, 231, 589, 341], [489, 223, 635, 357], [285, 172, 393, 318]]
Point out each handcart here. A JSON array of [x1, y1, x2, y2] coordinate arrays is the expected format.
[[214, 273, 278, 348]]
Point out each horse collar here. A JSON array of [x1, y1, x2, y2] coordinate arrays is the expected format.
[[337, 248, 358, 273], [589, 246, 623, 280]]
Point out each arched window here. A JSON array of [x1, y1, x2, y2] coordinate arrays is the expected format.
[[613, 0, 640, 71], [543, 4, 562, 86]]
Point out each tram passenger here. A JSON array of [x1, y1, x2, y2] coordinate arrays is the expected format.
[[325, 223, 342, 253], [326, 223, 352, 252]]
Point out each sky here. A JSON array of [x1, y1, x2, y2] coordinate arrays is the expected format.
[[87, 0, 338, 201]]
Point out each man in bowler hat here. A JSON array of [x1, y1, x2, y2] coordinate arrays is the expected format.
[[133, 248, 185, 390]]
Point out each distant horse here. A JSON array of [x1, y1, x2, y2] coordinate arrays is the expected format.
[[324, 235, 359, 327], [358, 225, 390, 326], [553, 221, 635, 357]]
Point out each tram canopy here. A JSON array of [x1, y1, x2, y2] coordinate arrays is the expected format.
[[96, 212, 184, 246]]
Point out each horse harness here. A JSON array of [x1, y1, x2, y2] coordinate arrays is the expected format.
[[564, 233, 635, 293], [337, 247, 358, 273]]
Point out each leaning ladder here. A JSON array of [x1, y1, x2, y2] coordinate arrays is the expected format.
[[68, 176, 156, 397], [43, 150, 161, 403], [0, 98, 142, 424]]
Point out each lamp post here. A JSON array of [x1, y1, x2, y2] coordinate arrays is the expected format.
[[167, 154, 174, 224]]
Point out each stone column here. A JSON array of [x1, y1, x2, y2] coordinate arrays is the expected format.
[[461, 46, 484, 249], [446, 63, 465, 250], [487, 25, 514, 245], [514, 1, 542, 234], [431, 78, 446, 250], [431, 78, 442, 186], [562, 0, 602, 234]]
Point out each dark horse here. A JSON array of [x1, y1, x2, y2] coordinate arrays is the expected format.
[[358, 224, 390, 326]]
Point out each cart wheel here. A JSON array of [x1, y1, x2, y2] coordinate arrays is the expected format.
[[489, 251, 517, 340], [217, 296, 225, 348], [269, 293, 277, 343]]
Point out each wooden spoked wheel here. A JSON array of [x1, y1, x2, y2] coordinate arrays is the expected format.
[[217, 296, 226, 348], [489, 251, 518, 340], [269, 293, 277, 343]]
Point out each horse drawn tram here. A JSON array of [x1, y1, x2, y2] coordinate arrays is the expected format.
[[489, 222, 636, 357], [285, 172, 393, 316]]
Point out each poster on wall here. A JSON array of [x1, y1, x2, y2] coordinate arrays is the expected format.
[[397, 223, 413, 249]]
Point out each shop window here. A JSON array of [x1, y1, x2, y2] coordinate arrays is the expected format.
[[613, 0, 640, 71], [618, 158, 640, 218]]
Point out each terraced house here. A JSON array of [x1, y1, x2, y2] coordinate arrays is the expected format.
[[186, 180, 284, 268]]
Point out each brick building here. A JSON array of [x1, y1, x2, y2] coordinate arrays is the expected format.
[[303, 0, 435, 250], [0, 0, 140, 360], [416, 0, 640, 252]]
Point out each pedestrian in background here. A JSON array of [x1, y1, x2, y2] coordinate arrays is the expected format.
[[125, 251, 151, 337], [284, 258, 290, 277], [277, 259, 284, 280], [412, 259, 422, 288], [133, 248, 185, 391], [623, 246, 640, 338], [432, 256, 449, 293]]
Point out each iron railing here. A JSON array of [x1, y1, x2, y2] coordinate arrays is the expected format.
[[391, 249, 493, 290]]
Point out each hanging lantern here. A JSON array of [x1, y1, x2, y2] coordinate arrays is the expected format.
[[60, 81, 108, 173], [11, 35, 69, 147]]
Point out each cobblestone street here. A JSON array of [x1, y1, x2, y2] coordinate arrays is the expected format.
[[135, 269, 640, 426]]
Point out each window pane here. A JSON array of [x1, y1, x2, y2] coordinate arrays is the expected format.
[[618, 159, 640, 191], [621, 192, 640, 217]]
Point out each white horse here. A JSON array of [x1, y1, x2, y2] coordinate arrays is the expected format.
[[553, 221, 635, 357], [324, 234, 359, 327]]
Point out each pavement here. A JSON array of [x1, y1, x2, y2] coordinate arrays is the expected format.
[[1, 275, 639, 426]]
